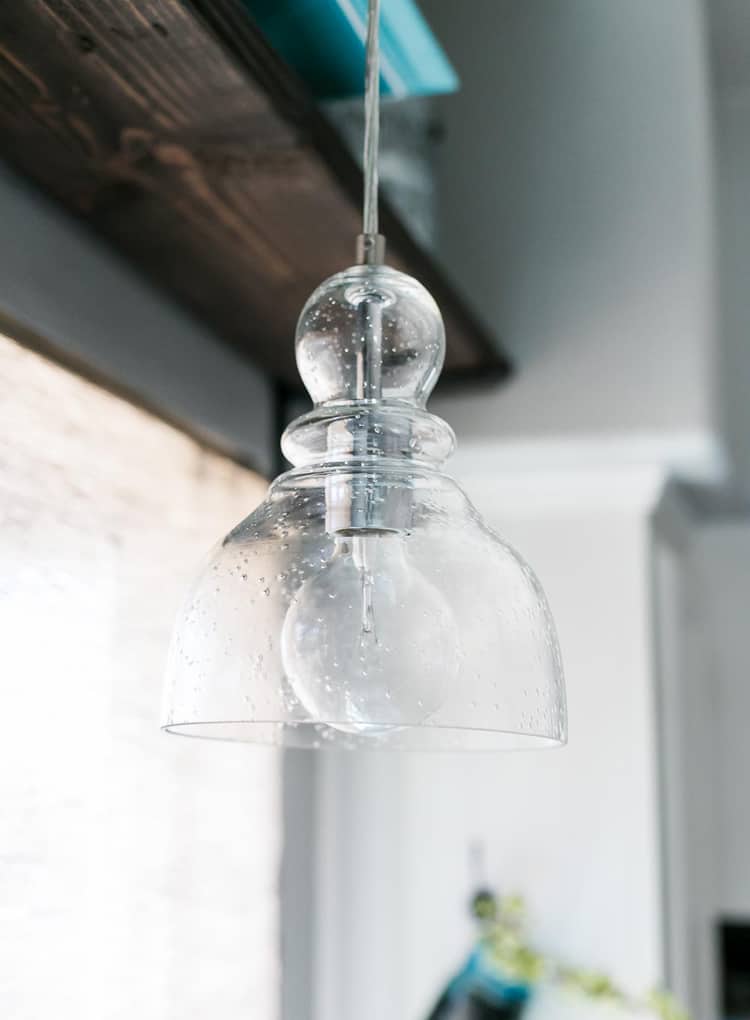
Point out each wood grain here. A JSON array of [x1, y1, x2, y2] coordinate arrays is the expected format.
[[0, 0, 511, 388]]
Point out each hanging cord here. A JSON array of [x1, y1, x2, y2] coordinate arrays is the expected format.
[[363, 0, 380, 237], [357, 0, 386, 265]]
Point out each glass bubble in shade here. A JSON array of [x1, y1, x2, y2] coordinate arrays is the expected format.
[[162, 264, 567, 750]]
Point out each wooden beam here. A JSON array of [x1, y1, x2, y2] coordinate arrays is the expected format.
[[0, 0, 511, 388]]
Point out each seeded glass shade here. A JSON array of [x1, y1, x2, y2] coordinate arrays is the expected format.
[[163, 266, 567, 750]]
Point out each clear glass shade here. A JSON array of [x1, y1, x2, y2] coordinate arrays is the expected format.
[[163, 265, 567, 750]]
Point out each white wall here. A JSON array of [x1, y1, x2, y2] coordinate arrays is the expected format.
[[424, 0, 719, 480], [692, 524, 750, 919], [0, 337, 279, 1020], [648, 515, 750, 1020], [316, 469, 667, 1020], [652, 495, 719, 1020]]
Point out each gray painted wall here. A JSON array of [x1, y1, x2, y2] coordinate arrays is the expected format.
[[710, 0, 750, 498], [0, 165, 275, 476], [424, 0, 718, 468]]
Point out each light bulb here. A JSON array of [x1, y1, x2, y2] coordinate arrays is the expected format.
[[281, 530, 458, 734]]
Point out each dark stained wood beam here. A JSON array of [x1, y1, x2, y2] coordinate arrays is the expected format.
[[0, 0, 511, 389]]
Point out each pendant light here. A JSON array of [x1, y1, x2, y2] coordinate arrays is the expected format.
[[162, 0, 567, 750]]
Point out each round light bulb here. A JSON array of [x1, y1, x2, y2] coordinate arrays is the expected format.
[[281, 532, 458, 734]]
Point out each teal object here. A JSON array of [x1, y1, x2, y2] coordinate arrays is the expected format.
[[244, 0, 459, 100], [445, 946, 532, 1008]]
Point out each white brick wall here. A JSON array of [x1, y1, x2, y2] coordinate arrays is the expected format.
[[0, 335, 280, 1020]]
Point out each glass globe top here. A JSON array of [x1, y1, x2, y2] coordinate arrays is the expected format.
[[162, 264, 567, 750]]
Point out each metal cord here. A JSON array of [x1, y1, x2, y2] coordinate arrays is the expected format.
[[362, 0, 380, 240]]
